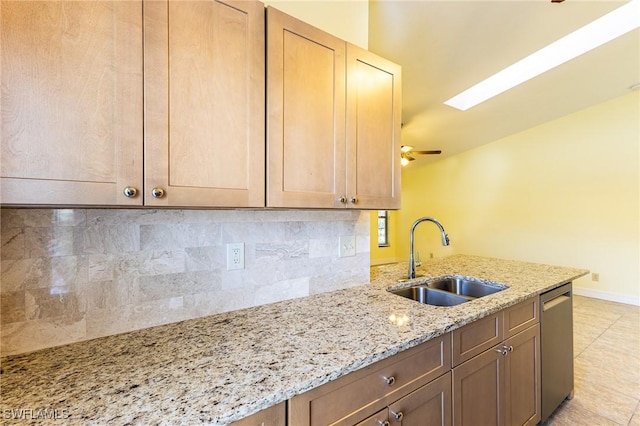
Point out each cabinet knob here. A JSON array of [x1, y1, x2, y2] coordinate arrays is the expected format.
[[151, 187, 165, 198], [383, 376, 396, 386], [378, 421, 390, 426], [495, 348, 508, 356], [506, 345, 513, 352], [338, 196, 347, 204], [350, 196, 358, 204], [390, 411, 404, 422], [123, 186, 138, 198]]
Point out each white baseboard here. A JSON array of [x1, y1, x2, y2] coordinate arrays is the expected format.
[[573, 287, 640, 306]]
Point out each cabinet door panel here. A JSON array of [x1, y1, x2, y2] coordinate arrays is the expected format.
[[145, 0, 264, 207], [267, 7, 346, 208], [389, 372, 452, 426], [453, 347, 504, 426], [1, 1, 143, 205], [346, 44, 401, 210], [504, 325, 540, 426]]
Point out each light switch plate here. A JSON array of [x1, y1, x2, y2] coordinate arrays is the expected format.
[[339, 235, 356, 258]]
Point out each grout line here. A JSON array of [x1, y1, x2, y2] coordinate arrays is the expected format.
[[572, 313, 622, 358]]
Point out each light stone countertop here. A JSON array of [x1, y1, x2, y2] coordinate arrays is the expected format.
[[0, 255, 588, 425]]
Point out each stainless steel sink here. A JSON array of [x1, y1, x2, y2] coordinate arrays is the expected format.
[[388, 275, 507, 307], [426, 276, 506, 298], [388, 286, 469, 307]]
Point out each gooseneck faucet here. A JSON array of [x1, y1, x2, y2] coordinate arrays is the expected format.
[[408, 217, 450, 279]]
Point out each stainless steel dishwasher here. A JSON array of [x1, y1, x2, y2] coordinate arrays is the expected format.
[[540, 282, 574, 421]]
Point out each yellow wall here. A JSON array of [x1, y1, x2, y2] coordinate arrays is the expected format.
[[262, 0, 369, 48], [397, 91, 639, 304]]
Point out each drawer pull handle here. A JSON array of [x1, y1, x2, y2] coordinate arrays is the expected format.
[[384, 376, 396, 386], [391, 410, 404, 422]]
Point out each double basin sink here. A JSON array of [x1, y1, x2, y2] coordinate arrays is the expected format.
[[389, 275, 508, 307]]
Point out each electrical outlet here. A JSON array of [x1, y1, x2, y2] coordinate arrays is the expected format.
[[591, 272, 600, 282], [226, 243, 244, 270], [339, 235, 356, 258]]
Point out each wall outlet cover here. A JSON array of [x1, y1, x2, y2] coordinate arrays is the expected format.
[[226, 243, 245, 270], [339, 235, 356, 258]]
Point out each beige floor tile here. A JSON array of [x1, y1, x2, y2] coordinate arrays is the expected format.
[[573, 309, 621, 328], [543, 398, 621, 426], [580, 336, 640, 371], [575, 350, 640, 399], [547, 296, 640, 425], [569, 375, 638, 424], [572, 313, 613, 356], [629, 402, 640, 426], [574, 296, 635, 318], [609, 316, 640, 339]]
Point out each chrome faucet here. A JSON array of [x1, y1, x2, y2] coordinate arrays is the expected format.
[[408, 217, 450, 279]]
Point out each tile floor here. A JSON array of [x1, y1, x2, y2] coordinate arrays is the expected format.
[[542, 295, 640, 425]]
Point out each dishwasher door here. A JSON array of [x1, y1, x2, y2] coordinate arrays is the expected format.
[[540, 282, 573, 421]]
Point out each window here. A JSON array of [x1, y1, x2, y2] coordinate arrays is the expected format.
[[377, 210, 389, 247]]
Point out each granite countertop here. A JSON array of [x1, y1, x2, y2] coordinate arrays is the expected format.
[[0, 255, 588, 425]]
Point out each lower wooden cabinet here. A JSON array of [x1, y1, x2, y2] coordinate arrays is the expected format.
[[452, 341, 503, 426], [230, 402, 286, 426], [289, 334, 451, 426], [503, 325, 541, 426], [452, 298, 541, 426], [358, 373, 452, 426], [286, 297, 541, 426]]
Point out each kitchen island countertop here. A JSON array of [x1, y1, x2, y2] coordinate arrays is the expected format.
[[0, 255, 588, 425]]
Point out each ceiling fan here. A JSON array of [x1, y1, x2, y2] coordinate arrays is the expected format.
[[400, 145, 441, 166]]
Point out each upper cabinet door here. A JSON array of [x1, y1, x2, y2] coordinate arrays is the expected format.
[[346, 44, 401, 210], [266, 7, 347, 209], [144, 0, 265, 207], [1, 1, 143, 206]]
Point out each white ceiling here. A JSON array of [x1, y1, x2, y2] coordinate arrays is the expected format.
[[368, 0, 640, 165]]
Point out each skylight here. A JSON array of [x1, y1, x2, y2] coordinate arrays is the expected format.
[[444, 0, 640, 111]]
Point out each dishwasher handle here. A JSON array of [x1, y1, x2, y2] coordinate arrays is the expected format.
[[543, 294, 570, 311]]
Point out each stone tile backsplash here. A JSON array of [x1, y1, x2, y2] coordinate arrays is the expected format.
[[0, 208, 370, 356]]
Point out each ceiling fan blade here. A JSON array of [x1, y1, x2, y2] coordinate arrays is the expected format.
[[412, 150, 442, 155]]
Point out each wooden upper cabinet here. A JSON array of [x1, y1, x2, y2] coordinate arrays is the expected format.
[[266, 7, 346, 208], [346, 44, 401, 210], [0, 1, 143, 206], [267, 7, 401, 210], [144, 0, 265, 207]]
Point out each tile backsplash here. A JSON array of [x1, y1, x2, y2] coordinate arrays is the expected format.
[[0, 208, 370, 356]]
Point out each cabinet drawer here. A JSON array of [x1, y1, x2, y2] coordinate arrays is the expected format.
[[452, 313, 502, 367], [356, 408, 388, 426], [289, 334, 451, 426], [504, 297, 539, 338], [388, 372, 452, 426]]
